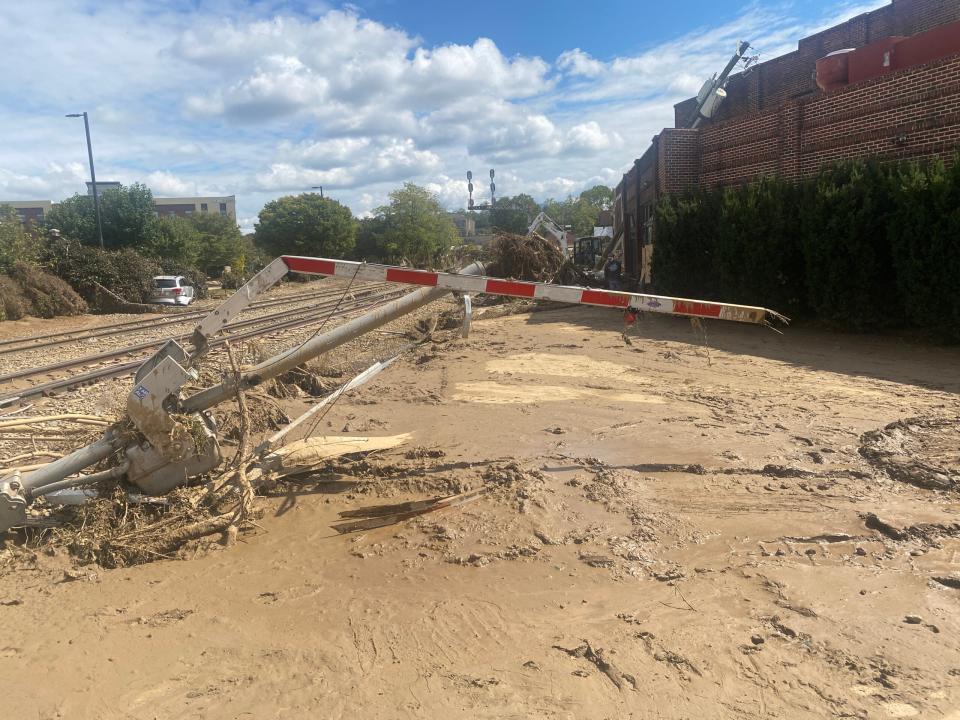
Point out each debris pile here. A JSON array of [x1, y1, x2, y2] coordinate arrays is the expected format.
[[488, 232, 589, 286]]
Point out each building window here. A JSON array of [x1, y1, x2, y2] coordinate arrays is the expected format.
[[201, 203, 208, 213], [185, 209, 193, 215], [219, 202, 227, 216]]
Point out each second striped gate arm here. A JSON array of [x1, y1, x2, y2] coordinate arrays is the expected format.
[[279, 256, 790, 329]]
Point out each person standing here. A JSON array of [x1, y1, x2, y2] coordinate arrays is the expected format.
[[604, 256, 623, 291]]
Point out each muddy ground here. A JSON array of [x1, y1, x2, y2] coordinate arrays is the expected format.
[[2, 304, 959, 719]]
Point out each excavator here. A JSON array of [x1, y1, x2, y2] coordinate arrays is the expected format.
[[525, 211, 569, 254]]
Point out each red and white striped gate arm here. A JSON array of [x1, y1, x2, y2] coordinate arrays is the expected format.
[[281, 256, 787, 326]]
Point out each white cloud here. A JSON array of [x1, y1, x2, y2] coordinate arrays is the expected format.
[[0, 0, 894, 226], [557, 49, 605, 78], [146, 171, 198, 197]]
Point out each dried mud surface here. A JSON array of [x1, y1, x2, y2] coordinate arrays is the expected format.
[[2, 305, 960, 719]]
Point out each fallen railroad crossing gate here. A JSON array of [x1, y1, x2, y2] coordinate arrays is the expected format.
[[279, 256, 788, 327], [0, 254, 785, 535]]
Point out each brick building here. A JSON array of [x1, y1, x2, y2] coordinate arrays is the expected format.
[[1, 192, 237, 226], [615, 0, 960, 284]]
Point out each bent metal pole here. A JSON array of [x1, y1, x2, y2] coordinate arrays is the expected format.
[[181, 260, 486, 413]]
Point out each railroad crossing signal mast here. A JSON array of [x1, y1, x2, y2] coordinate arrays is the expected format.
[[467, 168, 496, 211]]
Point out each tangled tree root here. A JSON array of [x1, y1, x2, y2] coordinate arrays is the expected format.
[[268, 363, 340, 399], [487, 232, 590, 285]]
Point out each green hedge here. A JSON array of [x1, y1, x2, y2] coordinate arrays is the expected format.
[[42, 238, 162, 305], [653, 157, 960, 340]]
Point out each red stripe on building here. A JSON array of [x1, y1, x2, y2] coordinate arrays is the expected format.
[[486, 279, 536, 298], [673, 300, 722, 318], [581, 289, 631, 308], [385, 268, 438, 286], [282, 256, 336, 275]]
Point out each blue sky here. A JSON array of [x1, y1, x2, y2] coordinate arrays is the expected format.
[[349, 0, 860, 59], [0, 0, 887, 230]]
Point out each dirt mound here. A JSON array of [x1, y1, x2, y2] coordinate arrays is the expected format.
[[2, 263, 87, 319], [0, 275, 29, 320], [859, 416, 959, 490]]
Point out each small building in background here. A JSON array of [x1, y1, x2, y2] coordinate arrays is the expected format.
[[447, 212, 476, 239], [86, 181, 122, 195], [1, 200, 53, 225], [154, 195, 236, 219]]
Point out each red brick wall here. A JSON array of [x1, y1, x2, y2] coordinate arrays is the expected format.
[[675, 0, 960, 127], [657, 129, 700, 192], [661, 53, 960, 190]]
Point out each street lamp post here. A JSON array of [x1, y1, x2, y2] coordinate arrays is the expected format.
[[311, 186, 324, 198], [66, 112, 104, 249]]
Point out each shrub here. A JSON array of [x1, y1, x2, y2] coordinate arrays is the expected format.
[[7, 262, 87, 318], [42, 239, 161, 305], [800, 161, 899, 330], [887, 159, 960, 341], [652, 155, 960, 339], [220, 269, 246, 290]]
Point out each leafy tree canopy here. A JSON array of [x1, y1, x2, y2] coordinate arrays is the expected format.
[[254, 193, 356, 259], [542, 185, 613, 237], [46, 182, 158, 250], [489, 193, 540, 234], [355, 183, 459, 267], [0, 204, 41, 272]]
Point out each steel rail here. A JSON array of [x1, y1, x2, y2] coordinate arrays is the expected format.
[[0, 285, 394, 386], [0, 288, 408, 406], [0, 283, 388, 355]]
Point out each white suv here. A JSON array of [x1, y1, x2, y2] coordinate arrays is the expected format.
[[150, 276, 195, 306]]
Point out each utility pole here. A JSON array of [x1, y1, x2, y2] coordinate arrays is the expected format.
[[66, 112, 104, 249]]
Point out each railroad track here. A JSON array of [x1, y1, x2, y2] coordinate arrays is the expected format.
[[0, 283, 387, 356], [0, 286, 408, 407]]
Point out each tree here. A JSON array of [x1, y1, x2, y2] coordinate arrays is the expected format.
[[542, 188, 613, 238], [578, 185, 614, 209], [356, 183, 459, 267], [147, 215, 201, 269], [490, 194, 540, 234], [0, 204, 41, 272], [254, 193, 355, 259], [189, 212, 247, 273], [46, 183, 158, 250]]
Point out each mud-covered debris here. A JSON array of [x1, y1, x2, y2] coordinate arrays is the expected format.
[[268, 363, 339, 398], [932, 575, 960, 589], [579, 553, 614, 568], [553, 640, 637, 691], [213, 391, 288, 440], [404, 446, 446, 460], [858, 417, 958, 491]]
